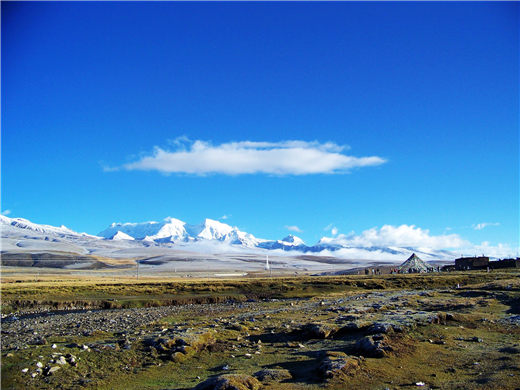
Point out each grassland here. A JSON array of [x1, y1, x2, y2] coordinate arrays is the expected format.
[[2, 269, 519, 389]]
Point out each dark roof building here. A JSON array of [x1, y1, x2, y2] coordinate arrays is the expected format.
[[455, 256, 489, 270]]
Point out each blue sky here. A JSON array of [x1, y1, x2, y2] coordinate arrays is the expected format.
[[2, 2, 518, 254]]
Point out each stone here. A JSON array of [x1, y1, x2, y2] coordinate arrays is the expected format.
[[44, 366, 61, 376], [29, 336, 47, 346], [356, 334, 393, 358], [300, 323, 336, 339], [194, 374, 261, 390], [254, 368, 292, 382], [319, 352, 360, 380], [56, 356, 67, 365], [366, 322, 402, 334]]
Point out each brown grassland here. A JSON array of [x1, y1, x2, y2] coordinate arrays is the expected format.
[[1, 269, 519, 389]]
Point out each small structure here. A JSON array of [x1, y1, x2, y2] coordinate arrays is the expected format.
[[398, 253, 430, 273], [455, 256, 489, 271], [489, 258, 520, 269]]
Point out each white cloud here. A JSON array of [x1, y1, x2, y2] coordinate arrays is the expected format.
[[116, 139, 386, 175], [324, 224, 338, 236], [469, 242, 517, 259], [320, 224, 468, 250], [1, 209, 11, 216], [318, 224, 518, 259], [472, 222, 500, 231], [220, 214, 231, 220], [285, 225, 303, 233]]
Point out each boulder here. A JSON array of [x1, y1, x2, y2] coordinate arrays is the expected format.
[[194, 374, 262, 390], [356, 334, 393, 358], [254, 368, 292, 383], [366, 322, 402, 335], [299, 323, 336, 339], [319, 351, 360, 380]]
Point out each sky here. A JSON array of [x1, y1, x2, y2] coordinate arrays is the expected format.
[[2, 2, 519, 256]]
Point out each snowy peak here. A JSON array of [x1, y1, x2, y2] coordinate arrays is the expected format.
[[98, 218, 188, 241], [109, 231, 135, 241], [190, 218, 234, 240], [281, 234, 305, 246], [1, 215, 79, 237], [97, 217, 257, 246], [155, 218, 189, 241]]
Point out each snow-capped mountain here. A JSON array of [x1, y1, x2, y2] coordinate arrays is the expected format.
[[98, 217, 260, 247], [1, 214, 457, 261], [0, 215, 91, 238], [98, 217, 189, 241], [108, 231, 135, 241], [258, 234, 307, 251], [281, 235, 305, 246]]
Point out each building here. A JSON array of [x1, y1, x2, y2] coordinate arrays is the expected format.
[[490, 258, 520, 269], [455, 256, 489, 270]]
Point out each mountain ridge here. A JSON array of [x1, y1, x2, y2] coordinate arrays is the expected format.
[[1, 215, 455, 261]]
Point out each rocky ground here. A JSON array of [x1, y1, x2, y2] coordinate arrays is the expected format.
[[2, 275, 520, 389]]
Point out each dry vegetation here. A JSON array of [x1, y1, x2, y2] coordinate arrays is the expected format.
[[2, 269, 519, 389]]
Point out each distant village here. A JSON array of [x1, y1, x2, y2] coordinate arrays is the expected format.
[[360, 253, 520, 275], [443, 255, 520, 272]]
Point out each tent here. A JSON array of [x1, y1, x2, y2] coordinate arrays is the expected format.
[[398, 253, 430, 273]]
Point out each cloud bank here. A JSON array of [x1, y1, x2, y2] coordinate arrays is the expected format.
[[117, 139, 386, 175], [318, 224, 518, 259], [320, 224, 468, 249]]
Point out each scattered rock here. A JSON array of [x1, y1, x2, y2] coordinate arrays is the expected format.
[[319, 351, 360, 380], [29, 336, 47, 345], [366, 322, 395, 335], [56, 356, 67, 365], [300, 323, 336, 339], [44, 366, 61, 376], [431, 312, 456, 325], [254, 368, 292, 383], [194, 374, 261, 390], [356, 334, 393, 358]]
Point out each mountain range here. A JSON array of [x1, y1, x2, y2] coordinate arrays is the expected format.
[[0, 215, 455, 262]]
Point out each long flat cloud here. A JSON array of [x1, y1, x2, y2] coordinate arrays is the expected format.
[[118, 139, 386, 175]]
